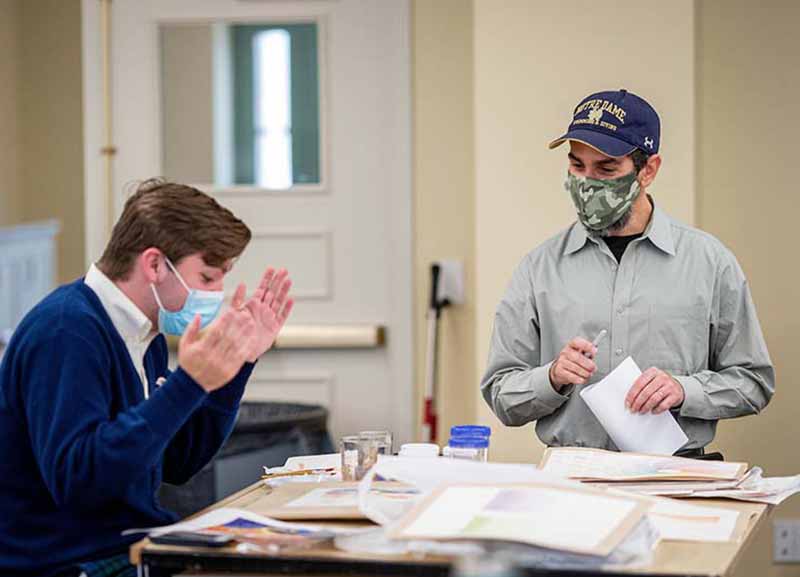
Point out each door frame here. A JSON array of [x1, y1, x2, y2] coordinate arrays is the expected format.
[[80, 0, 416, 444]]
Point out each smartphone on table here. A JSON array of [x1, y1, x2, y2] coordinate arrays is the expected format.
[[149, 531, 232, 548]]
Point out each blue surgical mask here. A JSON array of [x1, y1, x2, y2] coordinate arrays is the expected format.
[[150, 257, 225, 336]]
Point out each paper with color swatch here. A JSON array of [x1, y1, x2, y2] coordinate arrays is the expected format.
[[390, 483, 647, 556]]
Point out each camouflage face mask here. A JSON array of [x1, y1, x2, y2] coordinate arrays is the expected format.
[[564, 170, 640, 231]]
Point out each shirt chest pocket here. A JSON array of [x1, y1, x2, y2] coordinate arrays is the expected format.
[[647, 302, 707, 374], [537, 296, 588, 361]]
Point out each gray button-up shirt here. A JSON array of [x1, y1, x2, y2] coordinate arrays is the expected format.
[[480, 203, 774, 451]]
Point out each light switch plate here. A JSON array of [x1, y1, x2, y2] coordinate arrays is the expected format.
[[774, 519, 800, 563], [435, 260, 465, 305]]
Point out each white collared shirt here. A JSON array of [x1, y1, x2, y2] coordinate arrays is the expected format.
[[84, 264, 157, 399]]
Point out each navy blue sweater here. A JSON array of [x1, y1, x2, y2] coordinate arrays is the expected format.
[[0, 280, 254, 576]]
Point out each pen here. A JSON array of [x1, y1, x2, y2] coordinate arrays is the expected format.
[[586, 329, 607, 358]]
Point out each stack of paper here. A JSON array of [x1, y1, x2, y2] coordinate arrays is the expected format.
[[686, 467, 800, 505], [591, 478, 744, 496], [538, 447, 800, 505], [539, 447, 754, 498], [540, 447, 748, 483], [304, 455, 770, 554]]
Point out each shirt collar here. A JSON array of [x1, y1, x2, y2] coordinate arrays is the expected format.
[[643, 203, 676, 256], [564, 222, 591, 256], [563, 196, 676, 257], [84, 263, 154, 343]]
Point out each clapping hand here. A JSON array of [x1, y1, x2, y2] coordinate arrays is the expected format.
[[178, 284, 256, 392], [241, 267, 294, 362]]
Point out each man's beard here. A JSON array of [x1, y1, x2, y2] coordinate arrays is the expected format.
[[591, 205, 634, 237]]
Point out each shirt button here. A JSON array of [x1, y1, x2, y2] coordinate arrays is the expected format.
[[615, 347, 624, 356], [617, 306, 625, 314]]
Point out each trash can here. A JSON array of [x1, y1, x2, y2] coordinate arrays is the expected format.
[[158, 401, 334, 518]]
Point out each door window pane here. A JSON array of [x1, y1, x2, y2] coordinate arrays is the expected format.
[[254, 30, 292, 189], [232, 23, 321, 188], [159, 22, 321, 189]]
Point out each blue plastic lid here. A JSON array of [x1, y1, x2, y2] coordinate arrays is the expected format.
[[451, 425, 491, 438], [448, 436, 489, 449]]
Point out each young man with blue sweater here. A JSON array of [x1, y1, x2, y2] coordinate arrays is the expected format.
[[0, 179, 294, 577]]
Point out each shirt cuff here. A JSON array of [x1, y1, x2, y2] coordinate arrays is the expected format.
[[673, 374, 708, 419], [532, 361, 572, 411]]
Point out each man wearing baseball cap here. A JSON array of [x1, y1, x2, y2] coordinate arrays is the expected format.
[[480, 89, 774, 456]]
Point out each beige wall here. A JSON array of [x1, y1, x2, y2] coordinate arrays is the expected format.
[[0, 0, 83, 282], [0, 0, 21, 226], [412, 0, 476, 440], [472, 0, 697, 462], [699, 1, 800, 574], [0, 0, 84, 280], [17, 0, 85, 282]]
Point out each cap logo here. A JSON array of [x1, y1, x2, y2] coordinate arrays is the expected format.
[[572, 99, 627, 133], [644, 137, 654, 149], [587, 108, 603, 123]]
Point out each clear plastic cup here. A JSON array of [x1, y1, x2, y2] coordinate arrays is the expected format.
[[358, 430, 393, 473], [442, 436, 489, 462], [447, 425, 491, 461], [359, 430, 392, 453], [340, 435, 363, 481]]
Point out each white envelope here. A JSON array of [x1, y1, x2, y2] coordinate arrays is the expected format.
[[580, 356, 688, 455]]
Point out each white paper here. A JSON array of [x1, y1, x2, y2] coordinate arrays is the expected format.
[[283, 453, 341, 471], [262, 453, 341, 477], [363, 456, 565, 494], [285, 486, 418, 509], [647, 500, 740, 542], [580, 357, 688, 455], [286, 487, 360, 508]]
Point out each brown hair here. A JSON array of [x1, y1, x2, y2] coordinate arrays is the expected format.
[[98, 178, 251, 280], [630, 149, 651, 174]]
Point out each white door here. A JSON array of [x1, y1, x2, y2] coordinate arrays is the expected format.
[[82, 0, 414, 445]]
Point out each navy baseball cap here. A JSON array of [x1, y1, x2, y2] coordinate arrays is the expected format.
[[548, 89, 660, 157]]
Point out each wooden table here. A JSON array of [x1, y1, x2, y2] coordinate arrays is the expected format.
[[131, 481, 769, 576]]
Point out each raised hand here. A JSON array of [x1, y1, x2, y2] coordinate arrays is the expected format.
[[178, 284, 256, 392], [242, 267, 294, 362]]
